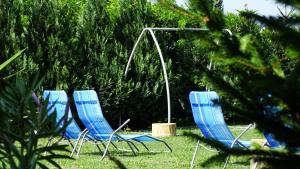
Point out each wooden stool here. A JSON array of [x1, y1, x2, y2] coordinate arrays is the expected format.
[[152, 123, 176, 137]]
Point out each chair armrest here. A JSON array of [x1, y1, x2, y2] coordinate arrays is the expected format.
[[112, 119, 131, 136], [230, 123, 254, 148]]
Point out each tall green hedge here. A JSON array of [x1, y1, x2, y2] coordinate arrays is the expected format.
[[2, 0, 276, 128], [0, 0, 206, 129]]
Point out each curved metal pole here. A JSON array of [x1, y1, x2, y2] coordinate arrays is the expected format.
[[125, 28, 209, 75], [223, 29, 233, 36], [124, 27, 211, 123], [125, 28, 171, 123], [124, 28, 148, 76], [146, 29, 171, 123]]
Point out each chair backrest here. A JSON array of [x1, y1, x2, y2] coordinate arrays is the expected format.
[[263, 133, 282, 148], [73, 90, 113, 139], [189, 91, 235, 143], [262, 105, 284, 148], [43, 90, 82, 139]]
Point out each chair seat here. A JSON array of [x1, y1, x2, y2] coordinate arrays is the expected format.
[[219, 139, 251, 148], [93, 134, 159, 142]]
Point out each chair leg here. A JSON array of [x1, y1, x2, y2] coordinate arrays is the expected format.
[[125, 141, 137, 156], [94, 141, 103, 154], [223, 155, 231, 169], [70, 137, 80, 157], [110, 141, 119, 150], [44, 136, 54, 156], [110, 140, 139, 153], [160, 140, 172, 152], [54, 136, 64, 144], [136, 141, 150, 152], [135, 139, 172, 153], [76, 130, 90, 157], [101, 139, 113, 160], [67, 139, 77, 154], [190, 140, 200, 169], [128, 141, 139, 152], [120, 138, 139, 153], [101, 137, 138, 160], [70, 129, 88, 157], [46, 136, 54, 146]]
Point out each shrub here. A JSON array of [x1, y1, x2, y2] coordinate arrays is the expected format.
[[0, 76, 71, 169]]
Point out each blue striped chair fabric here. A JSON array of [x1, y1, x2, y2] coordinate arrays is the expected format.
[[189, 91, 251, 148], [264, 133, 282, 148], [43, 90, 83, 139], [262, 105, 285, 148], [189, 91, 254, 169]]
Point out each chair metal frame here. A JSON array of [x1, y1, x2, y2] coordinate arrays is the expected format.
[[189, 91, 253, 169], [72, 90, 172, 159]]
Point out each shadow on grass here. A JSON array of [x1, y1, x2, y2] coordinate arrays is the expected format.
[[229, 156, 252, 167], [79, 150, 161, 157]]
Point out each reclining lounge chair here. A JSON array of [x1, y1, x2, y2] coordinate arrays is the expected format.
[[73, 90, 172, 159], [43, 90, 101, 157], [189, 91, 253, 169]]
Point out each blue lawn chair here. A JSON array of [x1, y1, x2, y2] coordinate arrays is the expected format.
[[263, 133, 282, 148], [189, 91, 253, 169], [73, 90, 172, 159], [263, 105, 286, 148], [43, 90, 102, 157]]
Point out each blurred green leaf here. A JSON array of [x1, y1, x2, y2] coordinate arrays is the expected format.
[[0, 49, 25, 71]]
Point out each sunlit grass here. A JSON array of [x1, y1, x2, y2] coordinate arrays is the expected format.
[[45, 126, 263, 169]]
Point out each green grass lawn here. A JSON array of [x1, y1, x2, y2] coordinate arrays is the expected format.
[[46, 126, 263, 169]]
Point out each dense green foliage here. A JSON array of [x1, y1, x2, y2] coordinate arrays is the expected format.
[[162, 0, 300, 168], [2, 0, 299, 168], [1, 0, 285, 130], [0, 0, 207, 129], [0, 35, 67, 169]]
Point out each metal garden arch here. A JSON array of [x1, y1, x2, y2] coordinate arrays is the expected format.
[[124, 27, 210, 123]]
